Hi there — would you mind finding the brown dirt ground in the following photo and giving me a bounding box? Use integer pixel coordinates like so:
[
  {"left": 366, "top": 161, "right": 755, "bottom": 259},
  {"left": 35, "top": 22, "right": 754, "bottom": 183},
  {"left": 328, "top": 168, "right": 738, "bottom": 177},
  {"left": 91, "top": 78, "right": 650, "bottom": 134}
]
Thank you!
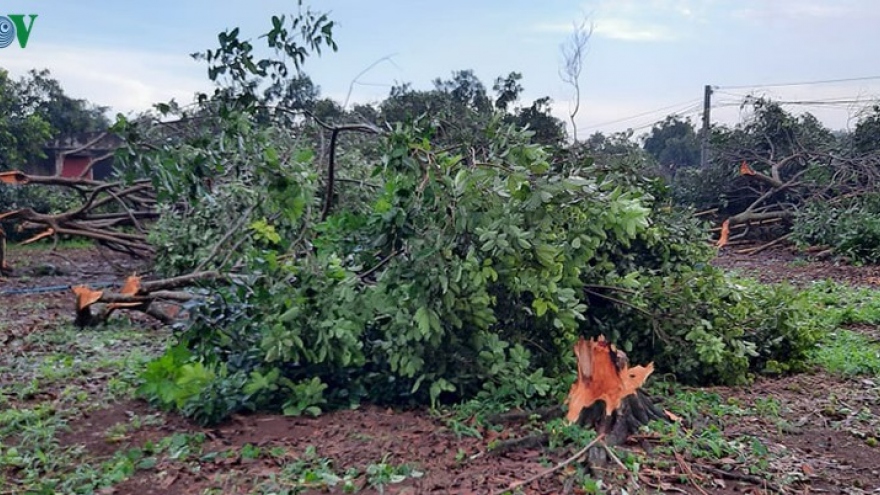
[
  {"left": 2, "top": 245, "right": 879, "bottom": 494},
  {"left": 711, "top": 245, "right": 880, "bottom": 287}
]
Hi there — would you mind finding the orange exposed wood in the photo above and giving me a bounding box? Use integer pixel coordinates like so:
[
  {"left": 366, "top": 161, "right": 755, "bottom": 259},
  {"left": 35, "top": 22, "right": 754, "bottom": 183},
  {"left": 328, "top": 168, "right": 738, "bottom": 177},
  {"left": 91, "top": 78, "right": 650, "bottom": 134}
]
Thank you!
[
  {"left": 0, "top": 171, "right": 28, "bottom": 184},
  {"left": 106, "top": 275, "right": 146, "bottom": 310},
  {"left": 72, "top": 285, "right": 103, "bottom": 310},
  {"left": 716, "top": 219, "right": 730, "bottom": 248},
  {"left": 739, "top": 161, "right": 756, "bottom": 176},
  {"left": 0, "top": 210, "right": 23, "bottom": 221},
  {"left": 566, "top": 336, "right": 654, "bottom": 423},
  {"left": 20, "top": 228, "right": 56, "bottom": 245},
  {"left": 119, "top": 274, "right": 142, "bottom": 295}
]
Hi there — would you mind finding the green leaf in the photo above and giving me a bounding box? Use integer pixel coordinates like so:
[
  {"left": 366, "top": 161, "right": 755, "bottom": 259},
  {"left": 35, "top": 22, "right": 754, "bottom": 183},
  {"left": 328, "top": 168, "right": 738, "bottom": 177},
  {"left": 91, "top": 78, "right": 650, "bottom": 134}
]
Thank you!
[{"left": 415, "top": 307, "right": 431, "bottom": 337}]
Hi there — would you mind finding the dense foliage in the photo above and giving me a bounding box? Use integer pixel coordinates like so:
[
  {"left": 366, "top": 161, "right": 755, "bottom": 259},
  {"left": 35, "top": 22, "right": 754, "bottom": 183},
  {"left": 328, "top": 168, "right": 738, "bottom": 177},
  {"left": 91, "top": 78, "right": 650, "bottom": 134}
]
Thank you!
[
  {"left": 0, "top": 68, "right": 109, "bottom": 171},
  {"left": 792, "top": 193, "right": 880, "bottom": 264},
  {"left": 111, "top": 7, "right": 827, "bottom": 426}
]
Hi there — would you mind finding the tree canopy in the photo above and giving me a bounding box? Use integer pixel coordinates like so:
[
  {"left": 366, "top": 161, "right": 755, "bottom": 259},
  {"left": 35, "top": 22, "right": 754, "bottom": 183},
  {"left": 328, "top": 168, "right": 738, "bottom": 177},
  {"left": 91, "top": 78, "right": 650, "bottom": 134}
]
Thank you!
[{"left": 0, "top": 68, "right": 110, "bottom": 170}]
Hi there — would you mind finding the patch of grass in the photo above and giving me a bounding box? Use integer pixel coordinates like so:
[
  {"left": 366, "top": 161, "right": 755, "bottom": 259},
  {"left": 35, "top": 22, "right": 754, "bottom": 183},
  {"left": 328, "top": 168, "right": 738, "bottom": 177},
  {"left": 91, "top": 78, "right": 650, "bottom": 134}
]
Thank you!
[
  {"left": 812, "top": 329, "right": 880, "bottom": 376},
  {"left": 800, "top": 280, "right": 880, "bottom": 327},
  {"left": 774, "top": 281, "right": 880, "bottom": 375},
  {"left": 649, "top": 383, "right": 748, "bottom": 424},
  {"left": 365, "top": 454, "right": 424, "bottom": 492},
  {"left": 248, "top": 445, "right": 360, "bottom": 494},
  {"left": 649, "top": 420, "right": 773, "bottom": 476},
  {"left": 0, "top": 316, "right": 173, "bottom": 494},
  {"left": 104, "top": 413, "right": 166, "bottom": 443}
]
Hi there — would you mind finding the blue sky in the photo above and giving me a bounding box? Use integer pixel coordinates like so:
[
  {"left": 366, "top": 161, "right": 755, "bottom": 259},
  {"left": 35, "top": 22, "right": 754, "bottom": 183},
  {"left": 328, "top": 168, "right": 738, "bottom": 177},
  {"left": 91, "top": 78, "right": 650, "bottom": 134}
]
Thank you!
[{"left": 2, "top": 0, "right": 880, "bottom": 138}]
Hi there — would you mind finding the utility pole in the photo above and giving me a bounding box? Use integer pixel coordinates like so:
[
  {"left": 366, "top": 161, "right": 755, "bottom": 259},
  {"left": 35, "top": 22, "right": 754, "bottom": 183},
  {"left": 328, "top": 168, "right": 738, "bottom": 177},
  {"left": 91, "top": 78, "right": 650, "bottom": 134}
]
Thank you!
[{"left": 700, "top": 84, "right": 713, "bottom": 168}]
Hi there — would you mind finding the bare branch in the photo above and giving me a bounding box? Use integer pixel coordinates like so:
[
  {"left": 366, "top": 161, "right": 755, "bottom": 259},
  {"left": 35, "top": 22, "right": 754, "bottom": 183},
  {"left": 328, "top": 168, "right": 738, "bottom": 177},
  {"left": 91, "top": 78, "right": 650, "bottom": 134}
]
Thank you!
[{"left": 559, "top": 16, "right": 593, "bottom": 142}]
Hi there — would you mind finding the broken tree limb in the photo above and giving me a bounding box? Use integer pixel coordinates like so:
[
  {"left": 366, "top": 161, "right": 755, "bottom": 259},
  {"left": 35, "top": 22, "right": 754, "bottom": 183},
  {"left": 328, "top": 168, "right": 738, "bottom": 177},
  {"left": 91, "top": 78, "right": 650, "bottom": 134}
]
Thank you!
[
  {"left": 141, "top": 271, "right": 225, "bottom": 291},
  {"left": 269, "top": 106, "right": 383, "bottom": 223},
  {"left": 73, "top": 271, "right": 223, "bottom": 327},
  {"left": 734, "top": 233, "right": 793, "bottom": 255}
]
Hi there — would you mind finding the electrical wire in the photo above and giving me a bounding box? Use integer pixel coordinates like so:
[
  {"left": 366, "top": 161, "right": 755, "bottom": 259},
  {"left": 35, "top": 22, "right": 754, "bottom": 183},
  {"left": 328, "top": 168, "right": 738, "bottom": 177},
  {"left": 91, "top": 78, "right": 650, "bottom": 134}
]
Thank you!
[
  {"left": 625, "top": 105, "right": 704, "bottom": 133},
  {"left": 717, "top": 75, "right": 880, "bottom": 90},
  {"left": 582, "top": 77, "right": 880, "bottom": 135},
  {"left": 580, "top": 98, "right": 701, "bottom": 131}
]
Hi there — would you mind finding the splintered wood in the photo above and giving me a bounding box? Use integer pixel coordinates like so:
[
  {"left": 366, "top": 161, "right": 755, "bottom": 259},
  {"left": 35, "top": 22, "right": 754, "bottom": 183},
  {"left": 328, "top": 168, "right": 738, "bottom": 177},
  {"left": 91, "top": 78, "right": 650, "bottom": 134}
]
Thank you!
[
  {"left": 71, "top": 271, "right": 223, "bottom": 327},
  {"left": 566, "top": 335, "right": 654, "bottom": 423}
]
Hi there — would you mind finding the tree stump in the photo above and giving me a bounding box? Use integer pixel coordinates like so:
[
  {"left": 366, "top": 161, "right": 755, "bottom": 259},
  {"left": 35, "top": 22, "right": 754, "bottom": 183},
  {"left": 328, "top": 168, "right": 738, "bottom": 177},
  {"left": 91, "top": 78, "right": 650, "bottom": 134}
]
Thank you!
[
  {"left": 0, "top": 225, "right": 11, "bottom": 276},
  {"left": 567, "top": 336, "right": 668, "bottom": 465}
]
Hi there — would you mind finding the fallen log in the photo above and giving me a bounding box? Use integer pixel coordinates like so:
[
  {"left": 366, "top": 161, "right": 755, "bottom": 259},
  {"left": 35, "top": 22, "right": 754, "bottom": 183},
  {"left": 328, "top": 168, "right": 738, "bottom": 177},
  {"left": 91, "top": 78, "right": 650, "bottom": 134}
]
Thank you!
[{"left": 73, "top": 271, "right": 224, "bottom": 327}]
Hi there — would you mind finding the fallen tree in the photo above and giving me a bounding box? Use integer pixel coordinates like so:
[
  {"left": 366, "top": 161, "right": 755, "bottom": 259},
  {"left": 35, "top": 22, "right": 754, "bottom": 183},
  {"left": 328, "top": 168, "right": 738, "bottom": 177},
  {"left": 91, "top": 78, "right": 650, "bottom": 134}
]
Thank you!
[
  {"left": 713, "top": 152, "right": 880, "bottom": 254},
  {"left": 72, "top": 271, "right": 224, "bottom": 327},
  {"left": 0, "top": 170, "right": 158, "bottom": 268}
]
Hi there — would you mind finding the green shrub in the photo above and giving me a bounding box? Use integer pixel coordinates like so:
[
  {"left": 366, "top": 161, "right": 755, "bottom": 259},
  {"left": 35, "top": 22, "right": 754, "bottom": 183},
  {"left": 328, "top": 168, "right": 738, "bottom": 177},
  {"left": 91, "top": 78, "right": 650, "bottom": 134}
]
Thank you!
[{"left": 792, "top": 193, "right": 880, "bottom": 264}]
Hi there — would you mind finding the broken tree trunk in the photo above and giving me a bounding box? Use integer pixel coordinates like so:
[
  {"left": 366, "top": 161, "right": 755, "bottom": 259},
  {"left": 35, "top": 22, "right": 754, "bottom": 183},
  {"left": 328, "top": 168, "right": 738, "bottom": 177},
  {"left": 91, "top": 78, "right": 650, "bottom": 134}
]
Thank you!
[
  {"left": 73, "top": 271, "right": 224, "bottom": 327},
  {"left": 496, "top": 336, "right": 675, "bottom": 493},
  {"left": 566, "top": 336, "right": 668, "bottom": 464},
  {"left": 0, "top": 226, "right": 9, "bottom": 276}
]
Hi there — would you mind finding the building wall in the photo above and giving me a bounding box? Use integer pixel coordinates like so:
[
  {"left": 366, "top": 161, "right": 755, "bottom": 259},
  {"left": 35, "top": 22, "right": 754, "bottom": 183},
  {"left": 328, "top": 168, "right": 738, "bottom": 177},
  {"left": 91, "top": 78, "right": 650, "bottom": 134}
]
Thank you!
[
  {"left": 60, "top": 156, "right": 92, "bottom": 179},
  {"left": 58, "top": 156, "right": 115, "bottom": 180}
]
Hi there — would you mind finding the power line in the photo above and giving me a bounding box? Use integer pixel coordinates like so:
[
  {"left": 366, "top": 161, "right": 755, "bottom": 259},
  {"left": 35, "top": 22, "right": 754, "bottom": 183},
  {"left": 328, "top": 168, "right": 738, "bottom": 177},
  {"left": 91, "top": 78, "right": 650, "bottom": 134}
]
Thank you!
[
  {"left": 776, "top": 99, "right": 872, "bottom": 106},
  {"left": 581, "top": 98, "right": 701, "bottom": 131},
  {"left": 717, "top": 75, "right": 880, "bottom": 90},
  {"left": 628, "top": 106, "right": 704, "bottom": 134},
  {"left": 715, "top": 89, "right": 878, "bottom": 103},
  {"left": 582, "top": 83, "right": 880, "bottom": 135}
]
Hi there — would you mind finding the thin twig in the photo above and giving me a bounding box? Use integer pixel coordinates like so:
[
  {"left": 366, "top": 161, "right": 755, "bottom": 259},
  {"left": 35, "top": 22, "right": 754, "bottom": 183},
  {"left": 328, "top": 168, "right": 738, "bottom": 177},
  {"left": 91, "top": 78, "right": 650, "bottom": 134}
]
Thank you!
[
  {"left": 675, "top": 452, "right": 710, "bottom": 495},
  {"left": 496, "top": 434, "right": 605, "bottom": 495},
  {"left": 584, "top": 288, "right": 654, "bottom": 319},
  {"left": 194, "top": 204, "right": 256, "bottom": 273},
  {"left": 357, "top": 250, "right": 400, "bottom": 281},
  {"left": 602, "top": 442, "right": 640, "bottom": 490}
]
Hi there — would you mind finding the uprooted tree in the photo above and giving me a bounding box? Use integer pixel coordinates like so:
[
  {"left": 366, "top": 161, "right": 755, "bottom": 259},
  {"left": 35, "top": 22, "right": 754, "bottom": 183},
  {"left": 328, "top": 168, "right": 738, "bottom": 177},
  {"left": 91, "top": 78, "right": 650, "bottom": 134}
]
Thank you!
[{"left": 0, "top": 170, "right": 157, "bottom": 259}]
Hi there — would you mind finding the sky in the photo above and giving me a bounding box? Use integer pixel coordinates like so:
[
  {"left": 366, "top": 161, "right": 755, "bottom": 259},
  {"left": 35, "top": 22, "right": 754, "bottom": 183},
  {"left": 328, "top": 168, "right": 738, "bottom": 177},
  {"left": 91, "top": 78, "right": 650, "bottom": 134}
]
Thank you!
[{"left": 2, "top": 0, "right": 880, "bottom": 139}]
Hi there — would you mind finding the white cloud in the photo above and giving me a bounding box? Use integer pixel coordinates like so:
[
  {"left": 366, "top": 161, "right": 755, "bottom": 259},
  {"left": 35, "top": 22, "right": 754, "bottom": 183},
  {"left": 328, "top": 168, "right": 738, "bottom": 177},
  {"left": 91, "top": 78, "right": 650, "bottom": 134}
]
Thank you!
[
  {"left": 532, "top": 18, "right": 677, "bottom": 42},
  {"left": 532, "top": 0, "right": 699, "bottom": 42},
  {"left": 593, "top": 18, "right": 677, "bottom": 41},
  {"left": 732, "top": 0, "right": 880, "bottom": 23},
  {"left": 1, "top": 42, "right": 210, "bottom": 115}
]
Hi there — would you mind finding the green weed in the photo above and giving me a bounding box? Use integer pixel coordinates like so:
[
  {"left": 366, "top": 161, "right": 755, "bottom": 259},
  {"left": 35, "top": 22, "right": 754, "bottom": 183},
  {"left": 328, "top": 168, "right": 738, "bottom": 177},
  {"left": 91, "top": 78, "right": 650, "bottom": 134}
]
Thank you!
[{"left": 812, "top": 330, "right": 880, "bottom": 376}]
